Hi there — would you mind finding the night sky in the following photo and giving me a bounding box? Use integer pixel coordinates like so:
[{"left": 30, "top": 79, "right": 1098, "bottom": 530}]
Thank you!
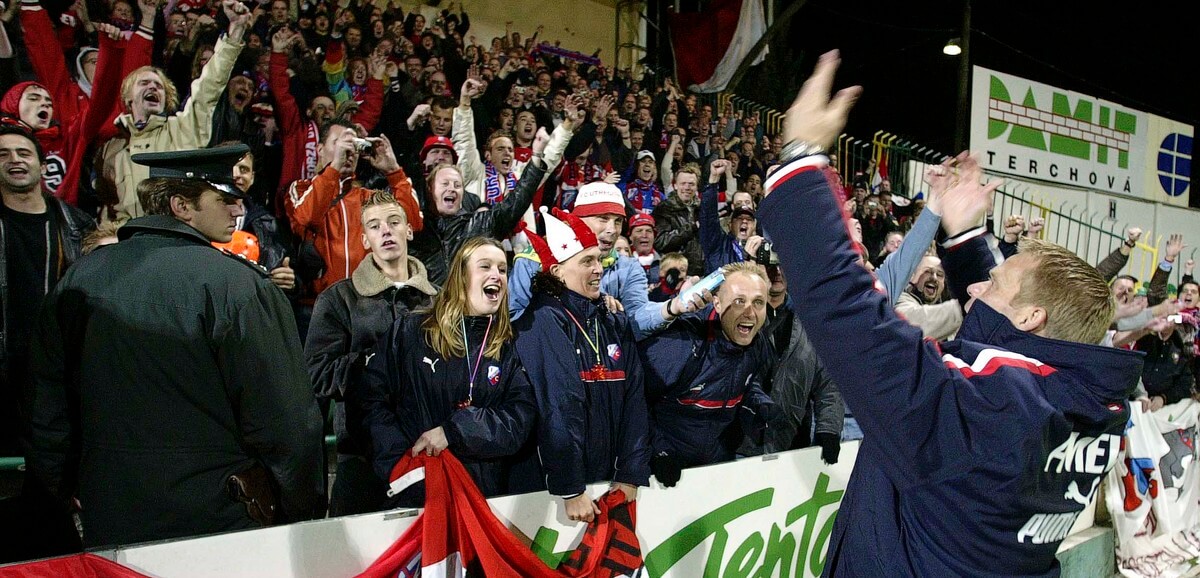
[{"left": 741, "top": 0, "right": 1196, "bottom": 158}]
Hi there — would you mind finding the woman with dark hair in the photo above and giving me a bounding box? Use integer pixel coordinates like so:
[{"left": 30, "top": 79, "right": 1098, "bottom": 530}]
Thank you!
[
  {"left": 510, "top": 208, "right": 650, "bottom": 523},
  {"left": 352, "top": 237, "right": 535, "bottom": 506}
]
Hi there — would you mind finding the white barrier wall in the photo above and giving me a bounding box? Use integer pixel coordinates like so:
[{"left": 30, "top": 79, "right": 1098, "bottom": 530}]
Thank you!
[{"left": 94, "top": 442, "right": 1096, "bottom": 578}]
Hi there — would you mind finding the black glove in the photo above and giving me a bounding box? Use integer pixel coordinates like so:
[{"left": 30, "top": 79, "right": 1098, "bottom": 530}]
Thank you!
[
  {"left": 651, "top": 451, "right": 683, "bottom": 488},
  {"left": 814, "top": 432, "right": 841, "bottom": 465}
]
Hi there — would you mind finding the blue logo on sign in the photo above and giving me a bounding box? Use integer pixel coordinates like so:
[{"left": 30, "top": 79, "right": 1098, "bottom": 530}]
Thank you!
[{"left": 1157, "top": 133, "right": 1192, "bottom": 197}]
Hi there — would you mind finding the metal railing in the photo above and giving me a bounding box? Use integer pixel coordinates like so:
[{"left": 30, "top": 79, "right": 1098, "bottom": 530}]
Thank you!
[{"left": 695, "top": 91, "right": 1179, "bottom": 289}]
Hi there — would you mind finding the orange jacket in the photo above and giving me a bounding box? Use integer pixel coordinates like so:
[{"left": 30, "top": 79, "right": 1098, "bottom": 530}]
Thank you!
[{"left": 285, "top": 166, "right": 423, "bottom": 295}]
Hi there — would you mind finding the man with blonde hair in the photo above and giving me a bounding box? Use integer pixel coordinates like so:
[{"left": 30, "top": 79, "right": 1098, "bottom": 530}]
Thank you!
[
  {"left": 306, "top": 189, "right": 437, "bottom": 516},
  {"left": 638, "top": 261, "right": 776, "bottom": 487},
  {"left": 759, "top": 51, "right": 1141, "bottom": 576},
  {"left": 97, "top": 0, "right": 252, "bottom": 223}
]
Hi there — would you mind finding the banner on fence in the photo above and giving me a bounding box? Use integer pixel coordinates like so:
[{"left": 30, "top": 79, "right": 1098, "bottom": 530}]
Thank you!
[
  {"left": 84, "top": 439, "right": 1097, "bottom": 577},
  {"left": 970, "top": 66, "right": 1194, "bottom": 207},
  {"left": 1105, "top": 399, "right": 1200, "bottom": 577}
]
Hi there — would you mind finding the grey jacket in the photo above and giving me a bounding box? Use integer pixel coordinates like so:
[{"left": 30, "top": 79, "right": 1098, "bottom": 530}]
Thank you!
[{"left": 762, "top": 306, "right": 845, "bottom": 452}]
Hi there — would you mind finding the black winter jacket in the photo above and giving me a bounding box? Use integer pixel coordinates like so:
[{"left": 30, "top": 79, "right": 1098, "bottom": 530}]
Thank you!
[
  {"left": 652, "top": 192, "right": 703, "bottom": 277},
  {"left": 351, "top": 312, "right": 536, "bottom": 506},
  {"left": 306, "top": 255, "right": 438, "bottom": 457},
  {"left": 410, "top": 157, "right": 547, "bottom": 285},
  {"left": 762, "top": 301, "right": 845, "bottom": 451},
  {"left": 25, "top": 216, "right": 323, "bottom": 547},
  {"left": 0, "top": 194, "right": 94, "bottom": 368}
]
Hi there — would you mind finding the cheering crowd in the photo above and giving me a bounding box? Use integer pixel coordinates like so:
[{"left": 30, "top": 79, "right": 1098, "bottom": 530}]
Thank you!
[{"left": 0, "top": 0, "right": 1197, "bottom": 572}]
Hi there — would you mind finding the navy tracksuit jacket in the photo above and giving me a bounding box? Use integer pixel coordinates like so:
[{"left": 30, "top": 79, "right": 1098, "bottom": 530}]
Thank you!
[
  {"left": 511, "top": 287, "right": 652, "bottom": 497},
  {"left": 759, "top": 159, "right": 1142, "bottom": 577},
  {"left": 639, "top": 307, "right": 774, "bottom": 466}
]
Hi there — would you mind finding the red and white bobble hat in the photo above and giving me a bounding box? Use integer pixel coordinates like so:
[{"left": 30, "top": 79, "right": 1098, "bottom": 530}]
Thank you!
[{"left": 522, "top": 207, "right": 599, "bottom": 271}]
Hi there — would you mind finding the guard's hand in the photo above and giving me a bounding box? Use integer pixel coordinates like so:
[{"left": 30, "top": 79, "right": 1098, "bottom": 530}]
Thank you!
[{"left": 603, "top": 294, "right": 624, "bottom": 313}]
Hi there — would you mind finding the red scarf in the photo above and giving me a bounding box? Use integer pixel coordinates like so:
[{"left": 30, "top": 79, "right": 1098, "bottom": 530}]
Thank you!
[
  {"left": 357, "top": 451, "right": 641, "bottom": 578},
  {"left": 302, "top": 120, "right": 320, "bottom": 180}
]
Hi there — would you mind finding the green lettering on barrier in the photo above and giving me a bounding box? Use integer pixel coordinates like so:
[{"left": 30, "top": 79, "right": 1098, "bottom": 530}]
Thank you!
[
  {"left": 725, "top": 531, "right": 764, "bottom": 578},
  {"left": 1049, "top": 94, "right": 1091, "bottom": 160},
  {"left": 755, "top": 524, "right": 795, "bottom": 578},
  {"left": 530, "top": 526, "right": 568, "bottom": 569},
  {"left": 643, "top": 488, "right": 774, "bottom": 577},
  {"left": 809, "top": 506, "right": 839, "bottom": 576},
  {"left": 785, "top": 474, "right": 843, "bottom": 577}
]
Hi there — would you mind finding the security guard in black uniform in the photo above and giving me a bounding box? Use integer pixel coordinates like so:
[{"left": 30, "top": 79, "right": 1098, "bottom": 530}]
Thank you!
[{"left": 23, "top": 144, "right": 324, "bottom": 548}]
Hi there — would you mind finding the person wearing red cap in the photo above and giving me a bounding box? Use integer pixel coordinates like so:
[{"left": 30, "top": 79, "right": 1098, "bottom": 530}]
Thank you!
[
  {"left": 420, "top": 135, "right": 457, "bottom": 175},
  {"left": 627, "top": 212, "right": 660, "bottom": 285},
  {"left": 510, "top": 207, "right": 649, "bottom": 523},
  {"left": 3, "top": 1, "right": 153, "bottom": 203}
]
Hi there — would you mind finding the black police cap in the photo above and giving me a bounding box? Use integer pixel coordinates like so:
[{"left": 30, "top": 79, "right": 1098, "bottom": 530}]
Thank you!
[{"left": 131, "top": 143, "right": 250, "bottom": 198}]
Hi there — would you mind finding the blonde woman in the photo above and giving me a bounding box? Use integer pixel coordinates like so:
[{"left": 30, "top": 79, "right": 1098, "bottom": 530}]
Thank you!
[{"left": 351, "top": 237, "right": 535, "bottom": 507}]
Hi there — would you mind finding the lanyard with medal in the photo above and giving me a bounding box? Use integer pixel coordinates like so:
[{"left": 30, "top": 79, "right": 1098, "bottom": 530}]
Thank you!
[
  {"left": 456, "top": 315, "right": 492, "bottom": 409},
  {"left": 561, "top": 306, "right": 609, "bottom": 381}
]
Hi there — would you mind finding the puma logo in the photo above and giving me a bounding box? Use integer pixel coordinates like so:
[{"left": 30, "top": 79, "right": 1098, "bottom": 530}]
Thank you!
[
  {"left": 423, "top": 357, "right": 439, "bottom": 373},
  {"left": 1064, "top": 478, "right": 1099, "bottom": 506}
]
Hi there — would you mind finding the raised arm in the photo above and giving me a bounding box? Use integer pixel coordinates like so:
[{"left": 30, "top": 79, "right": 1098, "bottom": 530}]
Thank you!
[
  {"left": 452, "top": 79, "right": 486, "bottom": 199},
  {"left": 481, "top": 129, "right": 549, "bottom": 238},
  {"left": 698, "top": 160, "right": 728, "bottom": 266},
  {"left": 1148, "top": 233, "right": 1185, "bottom": 306},
  {"left": 352, "top": 52, "right": 388, "bottom": 133},
  {"left": 759, "top": 51, "right": 1007, "bottom": 488},
  {"left": 170, "top": 0, "right": 249, "bottom": 145},
  {"left": 1094, "top": 227, "right": 1141, "bottom": 281},
  {"left": 18, "top": 0, "right": 82, "bottom": 121}
]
